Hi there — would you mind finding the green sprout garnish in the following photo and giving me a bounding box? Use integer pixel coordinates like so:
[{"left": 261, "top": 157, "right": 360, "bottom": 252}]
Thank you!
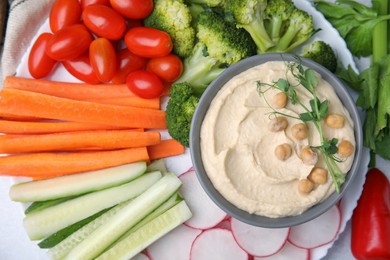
[{"left": 256, "top": 59, "right": 345, "bottom": 193}]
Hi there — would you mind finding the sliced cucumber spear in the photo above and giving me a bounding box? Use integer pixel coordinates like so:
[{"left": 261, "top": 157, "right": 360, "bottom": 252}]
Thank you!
[
  {"left": 48, "top": 200, "right": 131, "bottom": 260},
  {"left": 10, "top": 162, "right": 147, "bottom": 202},
  {"left": 24, "top": 171, "right": 162, "bottom": 240},
  {"left": 97, "top": 201, "right": 192, "bottom": 260},
  {"left": 64, "top": 173, "right": 182, "bottom": 260},
  {"left": 38, "top": 207, "right": 112, "bottom": 249}
]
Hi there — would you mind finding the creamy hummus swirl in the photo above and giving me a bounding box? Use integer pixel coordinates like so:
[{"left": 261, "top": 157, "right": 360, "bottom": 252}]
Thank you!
[{"left": 200, "top": 61, "right": 355, "bottom": 218}]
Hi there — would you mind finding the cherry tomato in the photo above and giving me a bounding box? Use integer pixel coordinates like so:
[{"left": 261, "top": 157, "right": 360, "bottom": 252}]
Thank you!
[
  {"left": 46, "top": 24, "right": 93, "bottom": 61},
  {"left": 49, "top": 0, "right": 81, "bottom": 32},
  {"left": 126, "top": 70, "right": 165, "bottom": 99},
  {"left": 80, "top": 0, "right": 111, "bottom": 10},
  {"left": 63, "top": 52, "right": 101, "bottom": 84},
  {"left": 112, "top": 48, "right": 148, "bottom": 84},
  {"left": 82, "top": 5, "right": 126, "bottom": 40},
  {"left": 89, "top": 38, "right": 117, "bottom": 83},
  {"left": 125, "top": 27, "right": 173, "bottom": 58},
  {"left": 146, "top": 54, "right": 183, "bottom": 82},
  {"left": 110, "top": 0, "right": 153, "bottom": 19},
  {"left": 28, "top": 33, "right": 58, "bottom": 79}
]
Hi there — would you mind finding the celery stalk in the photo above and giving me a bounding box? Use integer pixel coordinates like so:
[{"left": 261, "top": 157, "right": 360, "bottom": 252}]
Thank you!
[{"left": 373, "top": 0, "right": 389, "bottom": 63}]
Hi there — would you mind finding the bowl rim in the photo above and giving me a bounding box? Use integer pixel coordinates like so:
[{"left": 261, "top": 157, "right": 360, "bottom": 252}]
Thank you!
[{"left": 189, "top": 53, "right": 363, "bottom": 228}]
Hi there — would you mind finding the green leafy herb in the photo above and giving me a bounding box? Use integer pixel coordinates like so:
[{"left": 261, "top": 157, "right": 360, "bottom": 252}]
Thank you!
[
  {"left": 257, "top": 60, "right": 346, "bottom": 193},
  {"left": 314, "top": 0, "right": 390, "bottom": 57}
]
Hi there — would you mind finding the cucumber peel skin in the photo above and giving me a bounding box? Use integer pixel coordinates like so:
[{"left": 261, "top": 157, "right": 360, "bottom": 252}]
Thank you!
[
  {"left": 24, "top": 171, "right": 162, "bottom": 241},
  {"left": 47, "top": 201, "right": 131, "bottom": 260},
  {"left": 64, "top": 173, "right": 182, "bottom": 260},
  {"left": 38, "top": 207, "right": 112, "bottom": 249},
  {"left": 25, "top": 196, "right": 76, "bottom": 215},
  {"left": 10, "top": 162, "right": 147, "bottom": 202},
  {"left": 96, "top": 201, "right": 192, "bottom": 260}
]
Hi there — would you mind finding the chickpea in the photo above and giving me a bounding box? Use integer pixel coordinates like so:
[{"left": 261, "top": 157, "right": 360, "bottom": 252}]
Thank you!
[
  {"left": 298, "top": 179, "right": 314, "bottom": 194},
  {"left": 272, "top": 92, "right": 288, "bottom": 108},
  {"left": 268, "top": 116, "right": 288, "bottom": 132},
  {"left": 291, "top": 123, "right": 308, "bottom": 140},
  {"left": 274, "top": 143, "right": 292, "bottom": 161},
  {"left": 325, "top": 114, "right": 345, "bottom": 129},
  {"left": 338, "top": 140, "right": 354, "bottom": 157},
  {"left": 300, "top": 147, "right": 318, "bottom": 165},
  {"left": 308, "top": 167, "right": 328, "bottom": 184}
]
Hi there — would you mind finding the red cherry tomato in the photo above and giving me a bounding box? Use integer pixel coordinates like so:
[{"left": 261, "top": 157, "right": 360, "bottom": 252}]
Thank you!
[
  {"left": 28, "top": 33, "right": 58, "bottom": 79},
  {"left": 46, "top": 24, "right": 93, "bottom": 61},
  {"left": 89, "top": 38, "right": 117, "bottom": 83},
  {"left": 112, "top": 48, "right": 148, "bottom": 84},
  {"left": 146, "top": 54, "right": 183, "bottom": 82},
  {"left": 49, "top": 0, "right": 81, "bottom": 32},
  {"left": 126, "top": 70, "right": 165, "bottom": 99},
  {"left": 82, "top": 5, "right": 126, "bottom": 40},
  {"left": 80, "top": 0, "right": 111, "bottom": 10},
  {"left": 125, "top": 27, "right": 173, "bottom": 58},
  {"left": 110, "top": 0, "right": 153, "bottom": 19},
  {"left": 63, "top": 52, "right": 101, "bottom": 84}
]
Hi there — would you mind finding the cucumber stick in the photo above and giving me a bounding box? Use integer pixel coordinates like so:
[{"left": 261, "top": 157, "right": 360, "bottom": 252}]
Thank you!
[
  {"left": 113, "top": 192, "right": 183, "bottom": 246},
  {"left": 48, "top": 201, "right": 131, "bottom": 260},
  {"left": 38, "top": 207, "right": 112, "bottom": 248},
  {"left": 64, "top": 173, "right": 182, "bottom": 260},
  {"left": 97, "top": 201, "right": 192, "bottom": 260},
  {"left": 24, "top": 171, "right": 162, "bottom": 240},
  {"left": 25, "top": 196, "right": 75, "bottom": 215},
  {"left": 10, "top": 162, "right": 147, "bottom": 202}
]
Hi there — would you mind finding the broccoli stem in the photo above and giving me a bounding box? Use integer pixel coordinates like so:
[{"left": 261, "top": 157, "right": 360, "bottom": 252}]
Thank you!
[
  {"left": 372, "top": 0, "right": 389, "bottom": 63},
  {"left": 243, "top": 18, "right": 274, "bottom": 53},
  {"left": 176, "top": 44, "right": 221, "bottom": 88},
  {"left": 274, "top": 24, "right": 298, "bottom": 52},
  {"left": 270, "top": 17, "right": 283, "bottom": 41}
]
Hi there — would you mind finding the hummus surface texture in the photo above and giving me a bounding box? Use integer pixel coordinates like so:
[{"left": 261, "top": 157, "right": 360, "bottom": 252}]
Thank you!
[{"left": 200, "top": 61, "right": 355, "bottom": 218}]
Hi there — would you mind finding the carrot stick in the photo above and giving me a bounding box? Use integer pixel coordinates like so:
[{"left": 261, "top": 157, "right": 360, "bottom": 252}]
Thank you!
[
  {"left": 86, "top": 96, "right": 160, "bottom": 109},
  {"left": 0, "top": 130, "right": 160, "bottom": 153},
  {"left": 0, "top": 112, "right": 45, "bottom": 121},
  {"left": 4, "top": 76, "right": 133, "bottom": 100},
  {"left": 0, "top": 89, "right": 167, "bottom": 129},
  {"left": 0, "top": 148, "right": 149, "bottom": 178},
  {"left": 147, "top": 139, "right": 185, "bottom": 160},
  {"left": 0, "top": 120, "right": 138, "bottom": 134}
]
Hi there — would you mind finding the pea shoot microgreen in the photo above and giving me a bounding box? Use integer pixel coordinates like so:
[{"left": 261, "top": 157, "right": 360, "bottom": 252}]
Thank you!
[{"left": 256, "top": 59, "right": 345, "bottom": 193}]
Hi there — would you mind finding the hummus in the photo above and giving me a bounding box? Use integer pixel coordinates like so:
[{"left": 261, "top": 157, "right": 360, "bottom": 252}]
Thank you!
[{"left": 200, "top": 61, "right": 355, "bottom": 218}]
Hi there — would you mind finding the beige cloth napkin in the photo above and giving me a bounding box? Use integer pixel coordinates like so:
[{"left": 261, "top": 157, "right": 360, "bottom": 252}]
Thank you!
[{"left": 0, "top": 0, "right": 53, "bottom": 87}]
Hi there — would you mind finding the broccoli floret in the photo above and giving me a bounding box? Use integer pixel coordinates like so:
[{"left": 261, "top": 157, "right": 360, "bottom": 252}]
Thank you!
[
  {"left": 301, "top": 41, "right": 338, "bottom": 73},
  {"left": 271, "top": 8, "right": 316, "bottom": 52},
  {"left": 225, "top": 0, "right": 274, "bottom": 53},
  {"left": 144, "top": 0, "right": 195, "bottom": 58},
  {"left": 176, "top": 10, "right": 257, "bottom": 88},
  {"left": 186, "top": 0, "right": 226, "bottom": 7},
  {"left": 166, "top": 83, "right": 200, "bottom": 147},
  {"left": 264, "top": 0, "right": 295, "bottom": 42}
]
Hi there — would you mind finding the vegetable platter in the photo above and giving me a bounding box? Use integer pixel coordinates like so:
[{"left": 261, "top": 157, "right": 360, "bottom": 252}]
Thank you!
[{"left": 0, "top": 0, "right": 389, "bottom": 260}]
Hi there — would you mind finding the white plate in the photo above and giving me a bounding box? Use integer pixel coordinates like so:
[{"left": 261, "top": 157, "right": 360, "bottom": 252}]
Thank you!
[{"left": 11, "top": 1, "right": 384, "bottom": 260}]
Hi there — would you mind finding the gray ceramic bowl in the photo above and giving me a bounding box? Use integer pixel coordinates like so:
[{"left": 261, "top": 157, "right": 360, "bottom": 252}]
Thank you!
[{"left": 190, "top": 53, "right": 363, "bottom": 228}]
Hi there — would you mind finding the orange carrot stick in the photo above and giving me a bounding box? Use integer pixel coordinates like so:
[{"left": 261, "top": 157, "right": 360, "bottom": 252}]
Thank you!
[
  {"left": 87, "top": 96, "right": 160, "bottom": 109},
  {"left": 0, "top": 120, "right": 136, "bottom": 134},
  {"left": 0, "top": 130, "right": 160, "bottom": 153},
  {"left": 0, "top": 147, "right": 149, "bottom": 178},
  {"left": 0, "top": 112, "right": 46, "bottom": 121},
  {"left": 0, "top": 89, "right": 166, "bottom": 129},
  {"left": 4, "top": 76, "right": 133, "bottom": 100},
  {"left": 147, "top": 139, "right": 185, "bottom": 160}
]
